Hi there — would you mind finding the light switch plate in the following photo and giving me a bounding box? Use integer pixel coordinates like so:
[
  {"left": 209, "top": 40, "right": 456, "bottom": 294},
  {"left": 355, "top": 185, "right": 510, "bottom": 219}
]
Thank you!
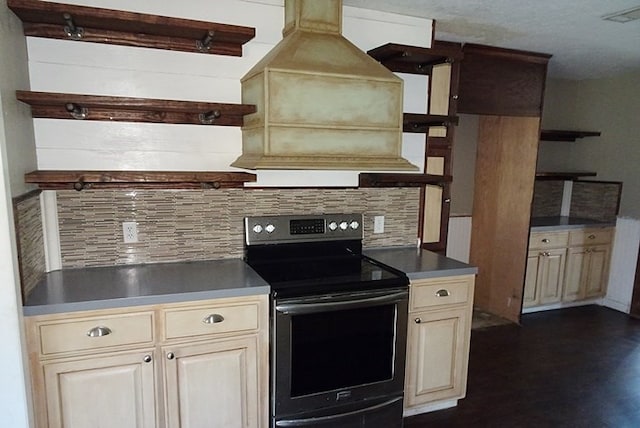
[{"left": 373, "top": 216, "right": 385, "bottom": 234}]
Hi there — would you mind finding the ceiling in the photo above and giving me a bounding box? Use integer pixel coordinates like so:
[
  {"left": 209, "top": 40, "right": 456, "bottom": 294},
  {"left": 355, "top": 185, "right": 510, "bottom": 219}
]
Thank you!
[{"left": 344, "top": 0, "right": 640, "bottom": 80}]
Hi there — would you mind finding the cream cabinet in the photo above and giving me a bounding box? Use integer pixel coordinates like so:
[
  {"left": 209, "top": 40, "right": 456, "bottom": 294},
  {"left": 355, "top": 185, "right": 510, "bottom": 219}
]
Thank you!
[
  {"left": 25, "top": 295, "right": 269, "bottom": 428},
  {"left": 404, "top": 275, "right": 475, "bottom": 416},
  {"left": 564, "top": 228, "right": 613, "bottom": 301},
  {"left": 523, "top": 231, "right": 568, "bottom": 308},
  {"left": 524, "top": 227, "right": 613, "bottom": 309}
]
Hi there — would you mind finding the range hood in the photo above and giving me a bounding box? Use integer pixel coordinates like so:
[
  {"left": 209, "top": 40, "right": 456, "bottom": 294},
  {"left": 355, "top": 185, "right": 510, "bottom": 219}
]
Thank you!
[{"left": 231, "top": 0, "right": 417, "bottom": 171}]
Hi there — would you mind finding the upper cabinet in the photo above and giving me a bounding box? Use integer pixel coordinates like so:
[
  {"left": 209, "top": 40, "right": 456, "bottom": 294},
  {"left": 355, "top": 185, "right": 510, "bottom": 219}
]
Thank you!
[
  {"left": 458, "top": 44, "right": 552, "bottom": 116},
  {"left": 7, "top": 0, "right": 255, "bottom": 56}
]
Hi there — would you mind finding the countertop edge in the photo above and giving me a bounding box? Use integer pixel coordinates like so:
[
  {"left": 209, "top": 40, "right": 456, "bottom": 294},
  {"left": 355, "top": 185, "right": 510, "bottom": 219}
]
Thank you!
[{"left": 23, "top": 285, "right": 271, "bottom": 317}]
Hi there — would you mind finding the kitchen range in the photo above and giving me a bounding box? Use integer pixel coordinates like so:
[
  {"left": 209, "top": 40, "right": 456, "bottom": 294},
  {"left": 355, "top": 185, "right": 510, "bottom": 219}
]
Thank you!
[{"left": 244, "top": 214, "right": 409, "bottom": 428}]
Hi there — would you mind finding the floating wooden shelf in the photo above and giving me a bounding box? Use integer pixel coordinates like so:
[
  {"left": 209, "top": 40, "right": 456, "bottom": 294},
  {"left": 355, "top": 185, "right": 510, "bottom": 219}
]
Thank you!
[
  {"left": 540, "top": 130, "right": 601, "bottom": 142},
  {"left": 25, "top": 170, "right": 257, "bottom": 190},
  {"left": 368, "top": 41, "right": 464, "bottom": 75},
  {"left": 403, "top": 113, "right": 459, "bottom": 133},
  {"left": 359, "top": 173, "right": 452, "bottom": 188},
  {"left": 535, "top": 171, "right": 597, "bottom": 181},
  {"left": 7, "top": 0, "right": 255, "bottom": 56},
  {"left": 16, "top": 91, "right": 256, "bottom": 126}
]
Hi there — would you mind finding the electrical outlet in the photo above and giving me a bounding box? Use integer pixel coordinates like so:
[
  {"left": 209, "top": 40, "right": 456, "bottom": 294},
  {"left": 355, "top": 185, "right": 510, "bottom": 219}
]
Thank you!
[
  {"left": 122, "top": 221, "right": 138, "bottom": 243},
  {"left": 373, "top": 216, "right": 385, "bottom": 234}
]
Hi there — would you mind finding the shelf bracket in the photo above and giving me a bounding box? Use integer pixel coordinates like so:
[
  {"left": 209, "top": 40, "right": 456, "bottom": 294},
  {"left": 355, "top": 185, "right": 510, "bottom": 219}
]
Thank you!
[
  {"left": 65, "top": 102, "right": 88, "bottom": 120},
  {"left": 196, "top": 30, "right": 216, "bottom": 52},
  {"left": 199, "top": 109, "right": 221, "bottom": 125},
  {"left": 62, "top": 12, "right": 84, "bottom": 40}
]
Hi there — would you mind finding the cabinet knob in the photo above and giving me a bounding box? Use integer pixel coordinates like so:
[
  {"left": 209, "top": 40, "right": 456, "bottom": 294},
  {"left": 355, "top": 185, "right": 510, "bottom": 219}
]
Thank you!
[
  {"left": 167, "top": 352, "right": 175, "bottom": 360},
  {"left": 541, "top": 238, "right": 550, "bottom": 243},
  {"left": 414, "top": 318, "right": 422, "bottom": 324},
  {"left": 87, "top": 326, "right": 112, "bottom": 337},
  {"left": 452, "top": 94, "right": 459, "bottom": 100},
  {"left": 143, "top": 355, "right": 152, "bottom": 363},
  {"left": 203, "top": 314, "right": 225, "bottom": 324},
  {"left": 588, "top": 234, "right": 596, "bottom": 240},
  {"left": 435, "top": 289, "right": 450, "bottom": 297},
  {"left": 444, "top": 198, "right": 451, "bottom": 203}
]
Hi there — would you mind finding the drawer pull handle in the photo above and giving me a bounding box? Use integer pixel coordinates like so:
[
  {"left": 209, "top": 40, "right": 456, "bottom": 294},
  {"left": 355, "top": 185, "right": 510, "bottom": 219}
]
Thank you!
[
  {"left": 541, "top": 238, "right": 550, "bottom": 243},
  {"left": 414, "top": 318, "right": 422, "bottom": 324},
  {"left": 589, "top": 234, "right": 596, "bottom": 239},
  {"left": 435, "top": 289, "right": 450, "bottom": 297},
  {"left": 203, "top": 314, "right": 225, "bottom": 324},
  {"left": 143, "top": 355, "right": 152, "bottom": 363},
  {"left": 87, "top": 326, "right": 112, "bottom": 337}
]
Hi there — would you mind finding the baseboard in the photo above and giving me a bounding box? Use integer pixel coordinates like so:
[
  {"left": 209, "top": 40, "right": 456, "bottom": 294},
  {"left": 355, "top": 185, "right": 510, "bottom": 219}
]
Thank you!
[
  {"left": 601, "top": 297, "right": 630, "bottom": 314},
  {"left": 522, "top": 298, "right": 603, "bottom": 314},
  {"left": 403, "top": 399, "right": 458, "bottom": 417}
]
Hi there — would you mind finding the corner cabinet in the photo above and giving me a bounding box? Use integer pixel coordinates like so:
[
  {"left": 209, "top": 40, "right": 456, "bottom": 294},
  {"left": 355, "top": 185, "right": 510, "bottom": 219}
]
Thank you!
[
  {"left": 25, "top": 295, "right": 269, "bottom": 428},
  {"left": 404, "top": 274, "right": 475, "bottom": 416}
]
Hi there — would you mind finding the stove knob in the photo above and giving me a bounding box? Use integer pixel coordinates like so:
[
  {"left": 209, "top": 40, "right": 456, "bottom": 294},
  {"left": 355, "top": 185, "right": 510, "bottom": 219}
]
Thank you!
[
  {"left": 265, "top": 224, "right": 276, "bottom": 234},
  {"left": 252, "top": 224, "right": 263, "bottom": 234},
  {"left": 339, "top": 221, "right": 348, "bottom": 231},
  {"left": 350, "top": 221, "right": 360, "bottom": 230},
  {"left": 328, "top": 221, "right": 338, "bottom": 231}
]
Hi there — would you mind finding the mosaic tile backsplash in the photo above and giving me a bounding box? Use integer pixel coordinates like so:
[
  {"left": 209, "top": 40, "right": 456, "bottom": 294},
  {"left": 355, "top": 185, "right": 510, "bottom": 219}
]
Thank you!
[
  {"left": 531, "top": 181, "right": 564, "bottom": 217},
  {"left": 57, "top": 188, "right": 420, "bottom": 268},
  {"left": 570, "top": 181, "right": 621, "bottom": 222},
  {"left": 14, "top": 192, "right": 46, "bottom": 298}
]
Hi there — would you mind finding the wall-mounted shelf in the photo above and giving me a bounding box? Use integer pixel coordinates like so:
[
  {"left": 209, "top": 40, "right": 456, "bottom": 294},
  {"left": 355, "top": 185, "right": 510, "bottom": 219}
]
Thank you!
[
  {"left": 359, "top": 173, "right": 452, "bottom": 188},
  {"left": 25, "top": 170, "right": 257, "bottom": 190},
  {"left": 16, "top": 91, "right": 256, "bottom": 126},
  {"left": 540, "top": 130, "right": 601, "bottom": 142},
  {"left": 368, "top": 41, "right": 464, "bottom": 75},
  {"left": 535, "top": 171, "right": 597, "bottom": 181},
  {"left": 403, "top": 113, "right": 459, "bottom": 133},
  {"left": 7, "top": 0, "right": 255, "bottom": 56}
]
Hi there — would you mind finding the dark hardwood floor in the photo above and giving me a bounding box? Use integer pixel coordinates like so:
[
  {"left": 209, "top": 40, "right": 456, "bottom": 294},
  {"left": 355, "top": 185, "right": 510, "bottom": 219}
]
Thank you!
[{"left": 404, "top": 305, "right": 640, "bottom": 428}]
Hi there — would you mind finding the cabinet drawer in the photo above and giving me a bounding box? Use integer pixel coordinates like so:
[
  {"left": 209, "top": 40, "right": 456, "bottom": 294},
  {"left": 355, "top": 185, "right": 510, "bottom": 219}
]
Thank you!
[
  {"left": 529, "top": 231, "right": 569, "bottom": 250},
  {"left": 164, "top": 303, "right": 259, "bottom": 340},
  {"left": 38, "top": 312, "right": 154, "bottom": 356},
  {"left": 569, "top": 228, "right": 613, "bottom": 246},
  {"left": 410, "top": 277, "right": 473, "bottom": 311}
]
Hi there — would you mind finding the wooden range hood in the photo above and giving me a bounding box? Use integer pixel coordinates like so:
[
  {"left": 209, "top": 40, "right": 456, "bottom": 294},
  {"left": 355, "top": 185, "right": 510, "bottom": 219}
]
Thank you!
[{"left": 232, "top": 0, "right": 417, "bottom": 171}]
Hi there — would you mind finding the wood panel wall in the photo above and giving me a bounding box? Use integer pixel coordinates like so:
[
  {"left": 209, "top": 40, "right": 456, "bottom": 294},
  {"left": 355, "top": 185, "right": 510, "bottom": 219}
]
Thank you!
[{"left": 469, "top": 115, "right": 540, "bottom": 322}]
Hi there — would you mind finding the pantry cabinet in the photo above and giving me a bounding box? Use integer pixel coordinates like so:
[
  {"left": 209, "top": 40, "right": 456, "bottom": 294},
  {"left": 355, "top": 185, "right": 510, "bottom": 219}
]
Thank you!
[
  {"left": 25, "top": 294, "right": 269, "bottom": 428},
  {"left": 404, "top": 274, "right": 474, "bottom": 415}
]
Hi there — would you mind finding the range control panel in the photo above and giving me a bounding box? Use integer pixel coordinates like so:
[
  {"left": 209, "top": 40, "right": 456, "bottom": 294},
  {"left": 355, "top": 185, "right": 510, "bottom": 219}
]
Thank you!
[{"left": 245, "top": 214, "right": 363, "bottom": 245}]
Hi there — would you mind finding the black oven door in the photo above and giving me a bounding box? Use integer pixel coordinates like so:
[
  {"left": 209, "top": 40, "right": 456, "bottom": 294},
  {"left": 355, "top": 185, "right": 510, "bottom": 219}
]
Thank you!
[{"left": 272, "top": 287, "right": 408, "bottom": 426}]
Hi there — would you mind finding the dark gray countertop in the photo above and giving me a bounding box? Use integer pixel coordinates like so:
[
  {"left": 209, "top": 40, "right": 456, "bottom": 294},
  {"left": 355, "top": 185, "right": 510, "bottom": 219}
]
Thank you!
[
  {"left": 530, "top": 216, "right": 615, "bottom": 231},
  {"left": 24, "top": 259, "right": 270, "bottom": 316},
  {"left": 364, "top": 247, "right": 477, "bottom": 280}
]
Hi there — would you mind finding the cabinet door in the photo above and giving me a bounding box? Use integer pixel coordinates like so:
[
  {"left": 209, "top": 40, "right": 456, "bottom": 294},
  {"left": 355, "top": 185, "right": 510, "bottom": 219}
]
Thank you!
[
  {"left": 563, "top": 247, "right": 588, "bottom": 301},
  {"left": 584, "top": 245, "right": 611, "bottom": 298},
  {"left": 538, "top": 248, "right": 566, "bottom": 304},
  {"left": 405, "top": 307, "right": 469, "bottom": 406},
  {"left": 43, "top": 350, "right": 157, "bottom": 428},
  {"left": 523, "top": 250, "right": 541, "bottom": 307},
  {"left": 163, "top": 336, "right": 260, "bottom": 428}
]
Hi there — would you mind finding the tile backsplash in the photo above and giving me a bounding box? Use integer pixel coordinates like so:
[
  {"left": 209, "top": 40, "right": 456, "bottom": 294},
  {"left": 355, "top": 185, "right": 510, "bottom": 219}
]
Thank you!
[
  {"left": 13, "top": 191, "right": 46, "bottom": 298},
  {"left": 57, "top": 188, "right": 420, "bottom": 268}
]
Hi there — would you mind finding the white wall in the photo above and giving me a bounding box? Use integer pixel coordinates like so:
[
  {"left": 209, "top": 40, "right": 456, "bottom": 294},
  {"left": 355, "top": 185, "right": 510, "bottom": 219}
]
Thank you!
[
  {"left": 0, "top": 0, "right": 36, "bottom": 424},
  {"left": 29, "top": 0, "right": 433, "bottom": 187}
]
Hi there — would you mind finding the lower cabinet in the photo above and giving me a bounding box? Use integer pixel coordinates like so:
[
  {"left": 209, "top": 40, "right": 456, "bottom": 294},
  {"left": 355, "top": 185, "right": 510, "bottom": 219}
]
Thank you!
[
  {"left": 404, "top": 275, "right": 475, "bottom": 415},
  {"left": 523, "top": 248, "right": 567, "bottom": 307},
  {"left": 564, "top": 244, "right": 611, "bottom": 301},
  {"left": 25, "top": 295, "right": 269, "bottom": 428},
  {"left": 524, "top": 227, "right": 613, "bottom": 310},
  {"left": 42, "top": 350, "right": 157, "bottom": 428},
  {"left": 163, "top": 337, "right": 260, "bottom": 428}
]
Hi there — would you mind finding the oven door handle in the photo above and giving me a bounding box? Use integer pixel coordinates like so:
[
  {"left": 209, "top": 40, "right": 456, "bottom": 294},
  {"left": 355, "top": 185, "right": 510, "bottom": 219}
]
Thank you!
[
  {"left": 275, "top": 290, "right": 408, "bottom": 315},
  {"left": 275, "top": 396, "right": 403, "bottom": 426}
]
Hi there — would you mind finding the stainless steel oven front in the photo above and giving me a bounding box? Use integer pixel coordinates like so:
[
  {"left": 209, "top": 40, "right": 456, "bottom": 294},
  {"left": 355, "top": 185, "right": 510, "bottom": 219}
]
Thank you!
[{"left": 272, "top": 286, "right": 408, "bottom": 427}]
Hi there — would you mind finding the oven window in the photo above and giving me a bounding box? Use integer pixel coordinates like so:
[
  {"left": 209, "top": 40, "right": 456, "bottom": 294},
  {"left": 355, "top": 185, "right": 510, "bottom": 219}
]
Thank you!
[{"left": 290, "top": 304, "right": 396, "bottom": 397}]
